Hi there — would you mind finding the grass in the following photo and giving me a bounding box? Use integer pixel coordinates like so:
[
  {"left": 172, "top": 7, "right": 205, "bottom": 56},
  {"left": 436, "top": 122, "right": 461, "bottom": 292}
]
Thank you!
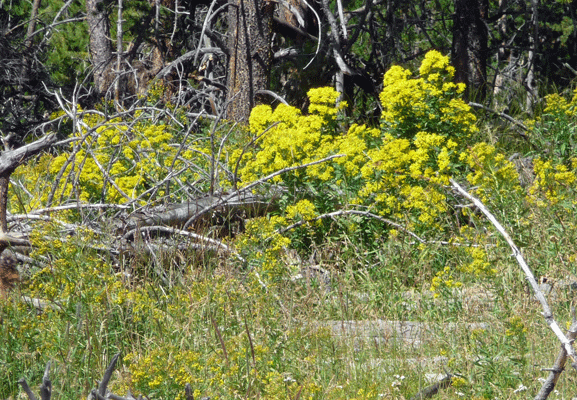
[
  {"left": 2, "top": 203, "right": 577, "bottom": 400},
  {"left": 3, "top": 73, "right": 577, "bottom": 399}
]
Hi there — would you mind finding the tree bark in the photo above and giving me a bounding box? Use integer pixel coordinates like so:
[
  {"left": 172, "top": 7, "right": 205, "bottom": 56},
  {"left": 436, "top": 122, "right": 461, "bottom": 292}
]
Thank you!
[
  {"left": 451, "top": 0, "right": 488, "bottom": 102},
  {"left": 24, "top": 0, "right": 42, "bottom": 48},
  {"left": 86, "top": 0, "right": 114, "bottom": 95},
  {"left": 526, "top": 0, "right": 539, "bottom": 112},
  {"left": 226, "top": 0, "right": 274, "bottom": 123}
]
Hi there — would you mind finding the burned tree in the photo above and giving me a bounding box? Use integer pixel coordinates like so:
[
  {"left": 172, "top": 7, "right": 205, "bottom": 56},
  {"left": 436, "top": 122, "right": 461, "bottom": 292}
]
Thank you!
[
  {"left": 226, "top": 0, "right": 274, "bottom": 123},
  {"left": 451, "top": 0, "right": 489, "bottom": 102}
]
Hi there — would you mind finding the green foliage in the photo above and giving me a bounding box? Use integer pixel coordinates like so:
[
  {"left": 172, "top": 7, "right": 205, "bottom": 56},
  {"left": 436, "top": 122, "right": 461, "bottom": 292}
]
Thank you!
[
  {"left": 240, "top": 51, "right": 481, "bottom": 242},
  {"left": 6, "top": 50, "right": 577, "bottom": 400},
  {"left": 43, "top": 0, "right": 90, "bottom": 85},
  {"left": 527, "top": 90, "right": 577, "bottom": 162}
]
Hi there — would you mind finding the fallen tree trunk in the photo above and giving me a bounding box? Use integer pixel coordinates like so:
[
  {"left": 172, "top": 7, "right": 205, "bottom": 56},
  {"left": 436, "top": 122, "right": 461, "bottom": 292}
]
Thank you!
[{"left": 123, "top": 191, "right": 279, "bottom": 233}]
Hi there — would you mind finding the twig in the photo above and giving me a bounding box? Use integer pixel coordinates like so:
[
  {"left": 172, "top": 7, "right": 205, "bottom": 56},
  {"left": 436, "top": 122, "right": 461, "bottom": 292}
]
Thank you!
[
  {"left": 468, "top": 102, "right": 529, "bottom": 134},
  {"left": 210, "top": 314, "right": 229, "bottom": 365},
  {"left": 278, "top": 208, "right": 486, "bottom": 248},
  {"left": 10, "top": 203, "right": 131, "bottom": 216},
  {"left": 278, "top": 209, "right": 425, "bottom": 243},
  {"left": 300, "top": 0, "right": 322, "bottom": 69},
  {"left": 450, "top": 179, "right": 577, "bottom": 370},
  {"left": 18, "top": 378, "right": 38, "bottom": 400},
  {"left": 255, "top": 90, "right": 288, "bottom": 105},
  {"left": 18, "top": 361, "right": 52, "bottom": 400},
  {"left": 40, "top": 361, "right": 51, "bottom": 400},
  {"left": 98, "top": 353, "right": 120, "bottom": 397}
]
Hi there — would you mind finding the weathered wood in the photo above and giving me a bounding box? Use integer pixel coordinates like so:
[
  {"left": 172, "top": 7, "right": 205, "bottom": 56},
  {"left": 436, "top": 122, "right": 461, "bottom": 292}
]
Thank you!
[
  {"left": 534, "top": 321, "right": 577, "bottom": 400},
  {"left": 39, "top": 361, "right": 52, "bottom": 400},
  {"left": 124, "top": 191, "right": 278, "bottom": 232},
  {"left": 0, "top": 134, "right": 56, "bottom": 177},
  {"left": 0, "top": 133, "right": 57, "bottom": 292},
  {"left": 409, "top": 374, "right": 452, "bottom": 400}
]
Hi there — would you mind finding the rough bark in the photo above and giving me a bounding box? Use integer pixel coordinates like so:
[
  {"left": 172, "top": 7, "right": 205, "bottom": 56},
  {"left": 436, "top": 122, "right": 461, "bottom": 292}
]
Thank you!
[
  {"left": 451, "top": 0, "right": 488, "bottom": 102},
  {"left": 526, "top": 0, "right": 539, "bottom": 112},
  {"left": 86, "top": 0, "right": 114, "bottom": 95},
  {"left": 226, "top": 0, "right": 274, "bottom": 123}
]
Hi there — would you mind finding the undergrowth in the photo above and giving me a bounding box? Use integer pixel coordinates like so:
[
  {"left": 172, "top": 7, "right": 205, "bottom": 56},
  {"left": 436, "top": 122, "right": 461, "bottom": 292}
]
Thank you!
[{"left": 2, "top": 51, "right": 577, "bottom": 399}]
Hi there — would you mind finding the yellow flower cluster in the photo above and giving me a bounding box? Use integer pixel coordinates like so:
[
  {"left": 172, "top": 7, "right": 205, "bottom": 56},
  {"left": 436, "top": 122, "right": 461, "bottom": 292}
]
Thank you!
[
  {"left": 240, "top": 87, "right": 344, "bottom": 184},
  {"left": 544, "top": 93, "right": 572, "bottom": 118},
  {"left": 505, "top": 316, "right": 527, "bottom": 337},
  {"left": 430, "top": 266, "right": 462, "bottom": 298},
  {"left": 235, "top": 216, "right": 291, "bottom": 283},
  {"left": 286, "top": 199, "right": 317, "bottom": 221},
  {"left": 380, "top": 50, "right": 475, "bottom": 140},
  {"left": 460, "top": 142, "right": 521, "bottom": 204},
  {"left": 528, "top": 158, "right": 577, "bottom": 207},
  {"left": 460, "top": 246, "right": 497, "bottom": 277},
  {"left": 49, "top": 116, "right": 179, "bottom": 204},
  {"left": 12, "top": 108, "right": 209, "bottom": 212},
  {"left": 239, "top": 51, "right": 483, "bottom": 234},
  {"left": 357, "top": 128, "right": 456, "bottom": 227}
]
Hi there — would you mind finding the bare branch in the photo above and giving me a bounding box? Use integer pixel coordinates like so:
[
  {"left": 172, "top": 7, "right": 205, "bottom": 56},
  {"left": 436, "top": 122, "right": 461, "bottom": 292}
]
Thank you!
[
  {"left": 182, "top": 154, "right": 345, "bottom": 230},
  {"left": 534, "top": 321, "right": 577, "bottom": 400},
  {"left": 468, "top": 102, "right": 528, "bottom": 133},
  {"left": 450, "top": 179, "right": 577, "bottom": 370},
  {"left": 0, "top": 134, "right": 57, "bottom": 176},
  {"left": 18, "top": 379, "right": 38, "bottom": 400},
  {"left": 255, "top": 90, "right": 288, "bottom": 105},
  {"left": 98, "top": 353, "right": 120, "bottom": 397},
  {"left": 278, "top": 209, "right": 426, "bottom": 243},
  {"left": 122, "top": 225, "right": 233, "bottom": 254},
  {"left": 408, "top": 373, "right": 452, "bottom": 400},
  {"left": 40, "top": 361, "right": 51, "bottom": 400}
]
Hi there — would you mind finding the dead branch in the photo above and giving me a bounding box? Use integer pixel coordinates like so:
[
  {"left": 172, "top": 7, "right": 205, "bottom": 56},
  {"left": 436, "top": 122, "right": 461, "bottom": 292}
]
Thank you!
[
  {"left": 18, "top": 361, "right": 51, "bottom": 400},
  {"left": 124, "top": 191, "right": 276, "bottom": 232},
  {"left": 0, "top": 134, "right": 57, "bottom": 177},
  {"left": 99, "top": 353, "right": 120, "bottom": 398},
  {"left": 278, "top": 209, "right": 426, "bottom": 243},
  {"left": 468, "top": 102, "right": 529, "bottom": 134},
  {"left": 534, "top": 320, "right": 577, "bottom": 400},
  {"left": 450, "top": 179, "right": 577, "bottom": 371},
  {"left": 277, "top": 208, "right": 485, "bottom": 247},
  {"left": 19, "top": 353, "right": 207, "bottom": 400},
  {"left": 409, "top": 373, "right": 452, "bottom": 400},
  {"left": 182, "top": 154, "right": 345, "bottom": 230},
  {"left": 17, "top": 378, "right": 38, "bottom": 400},
  {"left": 122, "top": 225, "right": 232, "bottom": 253}
]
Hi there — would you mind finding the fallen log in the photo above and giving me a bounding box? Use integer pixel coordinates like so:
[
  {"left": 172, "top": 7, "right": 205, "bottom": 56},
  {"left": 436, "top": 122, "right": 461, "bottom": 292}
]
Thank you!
[{"left": 123, "top": 191, "right": 279, "bottom": 233}]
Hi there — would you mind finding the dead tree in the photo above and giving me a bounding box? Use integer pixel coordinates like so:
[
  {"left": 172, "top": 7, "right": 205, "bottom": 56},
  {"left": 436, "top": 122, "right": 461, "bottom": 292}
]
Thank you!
[
  {"left": 226, "top": 0, "right": 274, "bottom": 122},
  {"left": 0, "top": 133, "right": 56, "bottom": 294}
]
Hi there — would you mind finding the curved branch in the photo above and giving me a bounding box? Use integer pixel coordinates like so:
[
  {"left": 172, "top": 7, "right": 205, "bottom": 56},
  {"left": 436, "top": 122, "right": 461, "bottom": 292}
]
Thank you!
[{"left": 450, "top": 179, "right": 577, "bottom": 370}]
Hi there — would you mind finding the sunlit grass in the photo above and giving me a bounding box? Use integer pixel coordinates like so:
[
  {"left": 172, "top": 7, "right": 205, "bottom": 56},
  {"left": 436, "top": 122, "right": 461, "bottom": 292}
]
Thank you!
[{"left": 2, "top": 203, "right": 577, "bottom": 400}]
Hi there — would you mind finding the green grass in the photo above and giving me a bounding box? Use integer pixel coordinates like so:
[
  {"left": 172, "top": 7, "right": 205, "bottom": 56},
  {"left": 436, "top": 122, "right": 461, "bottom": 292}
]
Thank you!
[
  {"left": 3, "top": 68, "right": 577, "bottom": 399},
  {"left": 2, "top": 204, "right": 577, "bottom": 400}
]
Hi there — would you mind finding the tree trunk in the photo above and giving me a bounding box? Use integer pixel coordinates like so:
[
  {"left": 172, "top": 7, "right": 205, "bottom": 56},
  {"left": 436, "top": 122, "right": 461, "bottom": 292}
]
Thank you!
[
  {"left": 226, "top": 0, "right": 274, "bottom": 123},
  {"left": 526, "top": 0, "right": 539, "bottom": 112},
  {"left": 24, "top": 0, "right": 42, "bottom": 48},
  {"left": 451, "top": 0, "right": 488, "bottom": 102},
  {"left": 86, "top": 0, "right": 114, "bottom": 95}
]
